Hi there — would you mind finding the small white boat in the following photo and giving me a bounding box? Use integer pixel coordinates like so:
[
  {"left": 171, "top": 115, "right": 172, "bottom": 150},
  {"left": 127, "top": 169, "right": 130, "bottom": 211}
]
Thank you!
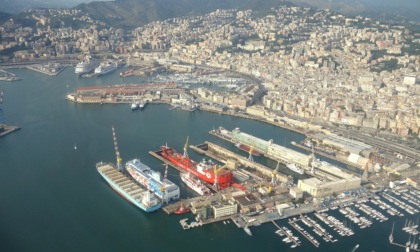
[
  {"left": 131, "top": 102, "right": 139, "bottom": 110},
  {"left": 74, "top": 144, "right": 77, "bottom": 150},
  {"left": 244, "top": 226, "right": 252, "bottom": 236}
]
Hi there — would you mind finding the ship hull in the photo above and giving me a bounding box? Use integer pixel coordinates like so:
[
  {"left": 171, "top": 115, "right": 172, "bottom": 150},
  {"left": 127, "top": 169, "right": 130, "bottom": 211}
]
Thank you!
[
  {"left": 286, "top": 163, "right": 304, "bottom": 175},
  {"left": 96, "top": 163, "right": 162, "bottom": 212},
  {"left": 180, "top": 173, "right": 210, "bottom": 196},
  {"left": 160, "top": 146, "right": 233, "bottom": 189},
  {"left": 125, "top": 159, "right": 180, "bottom": 202},
  {"left": 235, "top": 143, "right": 263, "bottom": 156}
]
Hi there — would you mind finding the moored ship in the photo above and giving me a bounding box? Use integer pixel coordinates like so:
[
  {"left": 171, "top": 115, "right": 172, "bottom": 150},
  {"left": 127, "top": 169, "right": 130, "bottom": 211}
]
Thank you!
[
  {"left": 131, "top": 101, "right": 140, "bottom": 111},
  {"left": 235, "top": 143, "right": 264, "bottom": 156},
  {"left": 120, "top": 69, "right": 135, "bottom": 77},
  {"left": 126, "top": 159, "right": 180, "bottom": 202},
  {"left": 75, "top": 56, "right": 99, "bottom": 75},
  {"left": 174, "top": 202, "right": 190, "bottom": 215},
  {"left": 139, "top": 100, "right": 146, "bottom": 109},
  {"left": 96, "top": 162, "right": 162, "bottom": 212},
  {"left": 180, "top": 172, "right": 210, "bottom": 195},
  {"left": 286, "top": 163, "right": 304, "bottom": 175},
  {"left": 160, "top": 145, "right": 233, "bottom": 189},
  {"left": 94, "top": 61, "right": 117, "bottom": 76},
  {"left": 96, "top": 126, "right": 162, "bottom": 212}
]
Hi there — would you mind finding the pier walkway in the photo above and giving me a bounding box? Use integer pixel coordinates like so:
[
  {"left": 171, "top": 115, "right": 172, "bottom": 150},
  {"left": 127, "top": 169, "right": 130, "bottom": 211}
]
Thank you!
[
  {"left": 272, "top": 220, "right": 301, "bottom": 247},
  {"left": 288, "top": 218, "right": 319, "bottom": 247}
]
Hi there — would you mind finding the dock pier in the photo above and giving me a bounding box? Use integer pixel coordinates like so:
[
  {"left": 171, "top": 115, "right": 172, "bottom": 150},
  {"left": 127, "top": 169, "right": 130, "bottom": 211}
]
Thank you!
[
  {"left": 300, "top": 214, "right": 335, "bottom": 243},
  {"left": 288, "top": 218, "right": 319, "bottom": 247},
  {"left": 390, "top": 242, "right": 420, "bottom": 251},
  {"left": 271, "top": 220, "right": 300, "bottom": 247}
]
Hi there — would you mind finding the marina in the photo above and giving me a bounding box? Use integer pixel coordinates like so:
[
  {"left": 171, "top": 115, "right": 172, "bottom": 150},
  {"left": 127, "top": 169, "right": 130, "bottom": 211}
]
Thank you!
[{"left": 271, "top": 220, "right": 301, "bottom": 248}]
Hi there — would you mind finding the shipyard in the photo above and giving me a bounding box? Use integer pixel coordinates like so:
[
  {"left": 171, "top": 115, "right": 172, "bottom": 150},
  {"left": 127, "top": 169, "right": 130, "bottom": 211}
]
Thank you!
[
  {"left": 94, "top": 117, "right": 420, "bottom": 250},
  {"left": 60, "top": 71, "right": 420, "bottom": 250}
]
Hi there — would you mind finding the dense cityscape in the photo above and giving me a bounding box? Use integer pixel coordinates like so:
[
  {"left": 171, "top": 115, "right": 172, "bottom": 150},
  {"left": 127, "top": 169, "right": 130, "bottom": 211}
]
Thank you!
[{"left": 1, "top": 1, "right": 420, "bottom": 251}]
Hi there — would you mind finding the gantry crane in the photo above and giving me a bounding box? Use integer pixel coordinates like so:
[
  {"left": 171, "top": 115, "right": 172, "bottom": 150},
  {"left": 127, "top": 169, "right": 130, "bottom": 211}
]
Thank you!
[
  {"left": 213, "top": 163, "right": 228, "bottom": 190},
  {"left": 183, "top": 136, "right": 189, "bottom": 158},
  {"left": 111, "top": 126, "right": 123, "bottom": 172}
]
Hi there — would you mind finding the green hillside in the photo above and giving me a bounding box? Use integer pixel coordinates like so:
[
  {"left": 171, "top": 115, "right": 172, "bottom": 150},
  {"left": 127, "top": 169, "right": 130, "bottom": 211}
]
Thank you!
[{"left": 76, "top": 0, "right": 283, "bottom": 28}]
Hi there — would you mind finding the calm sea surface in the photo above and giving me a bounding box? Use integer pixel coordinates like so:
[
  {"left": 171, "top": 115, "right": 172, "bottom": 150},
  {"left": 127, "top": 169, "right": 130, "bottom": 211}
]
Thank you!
[{"left": 0, "top": 68, "right": 414, "bottom": 252}]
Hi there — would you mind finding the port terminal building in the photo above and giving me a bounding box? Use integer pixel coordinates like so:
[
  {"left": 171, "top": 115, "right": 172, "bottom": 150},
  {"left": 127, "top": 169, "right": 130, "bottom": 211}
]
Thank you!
[{"left": 297, "top": 177, "right": 361, "bottom": 198}]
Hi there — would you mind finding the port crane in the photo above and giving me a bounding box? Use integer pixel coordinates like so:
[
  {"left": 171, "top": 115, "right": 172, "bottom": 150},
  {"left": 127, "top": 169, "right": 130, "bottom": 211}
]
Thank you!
[
  {"left": 268, "top": 161, "right": 281, "bottom": 194},
  {"left": 160, "top": 163, "right": 169, "bottom": 204},
  {"left": 213, "top": 163, "right": 228, "bottom": 190},
  {"left": 183, "top": 136, "right": 189, "bottom": 158},
  {"left": 248, "top": 141, "right": 257, "bottom": 162},
  {"left": 111, "top": 126, "right": 123, "bottom": 172},
  {"left": 270, "top": 161, "right": 280, "bottom": 186}
]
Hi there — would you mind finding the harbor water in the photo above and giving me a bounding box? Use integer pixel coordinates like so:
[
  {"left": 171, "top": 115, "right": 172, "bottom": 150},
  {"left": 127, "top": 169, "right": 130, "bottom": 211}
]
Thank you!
[{"left": 0, "top": 68, "right": 415, "bottom": 251}]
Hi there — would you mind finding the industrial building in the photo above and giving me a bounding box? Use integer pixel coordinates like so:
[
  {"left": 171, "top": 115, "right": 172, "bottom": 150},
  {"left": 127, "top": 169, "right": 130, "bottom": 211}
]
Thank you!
[
  {"left": 212, "top": 200, "right": 238, "bottom": 218},
  {"left": 267, "top": 143, "right": 312, "bottom": 169},
  {"left": 311, "top": 133, "right": 372, "bottom": 156},
  {"left": 312, "top": 161, "right": 355, "bottom": 179},
  {"left": 231, "top": 128, "right": 271, "bottom": 153},
  {"left": 297, "top": 177, "right": 361, "bottom": 198},
  {"left": 385, "top": 163, "right": 420, "bottom": 178}
]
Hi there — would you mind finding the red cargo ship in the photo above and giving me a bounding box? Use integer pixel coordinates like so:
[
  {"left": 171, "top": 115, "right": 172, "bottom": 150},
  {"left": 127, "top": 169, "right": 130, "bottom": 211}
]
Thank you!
[
  {"left": 160, "top": 145, "right": 233, "bottom": 189},
  {"left": 235, "top": 143, "right": 264, "bottom": 156}
]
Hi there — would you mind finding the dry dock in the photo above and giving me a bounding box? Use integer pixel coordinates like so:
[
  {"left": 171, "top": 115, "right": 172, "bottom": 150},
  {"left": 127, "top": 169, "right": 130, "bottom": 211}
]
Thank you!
[
  {"left": 190, "top": 141, "right": 290, "bottom": 183},
  {"left": 148, "top": 149, "right": 219, "bottom": 194}
]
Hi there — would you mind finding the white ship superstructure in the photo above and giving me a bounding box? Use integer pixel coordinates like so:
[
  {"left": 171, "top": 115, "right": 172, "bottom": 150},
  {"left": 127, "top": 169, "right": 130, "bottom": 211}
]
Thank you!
[
  {"left": 75, "top": 57, "right": 99, "bottom": 75},
  {"left": 94, "top": 62, "right": 117, "bottom": 76},
  {"left": 180, "top": 172, "right": 210, "bottom": 195}
]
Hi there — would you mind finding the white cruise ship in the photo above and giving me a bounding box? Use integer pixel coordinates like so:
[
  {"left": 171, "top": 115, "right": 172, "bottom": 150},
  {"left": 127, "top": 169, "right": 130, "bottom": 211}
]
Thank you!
[
  {"left": 94, "top": 62, "right": 117, "bottom": 76},
  {"left": 75, "top": 57, "right": 99, "bottom": 75}
]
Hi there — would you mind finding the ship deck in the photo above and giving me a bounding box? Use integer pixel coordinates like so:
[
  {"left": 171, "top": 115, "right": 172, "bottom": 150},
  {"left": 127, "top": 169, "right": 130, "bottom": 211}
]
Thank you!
[{"left": 97, "top": 163, "right": 147, "bottom": 201}]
